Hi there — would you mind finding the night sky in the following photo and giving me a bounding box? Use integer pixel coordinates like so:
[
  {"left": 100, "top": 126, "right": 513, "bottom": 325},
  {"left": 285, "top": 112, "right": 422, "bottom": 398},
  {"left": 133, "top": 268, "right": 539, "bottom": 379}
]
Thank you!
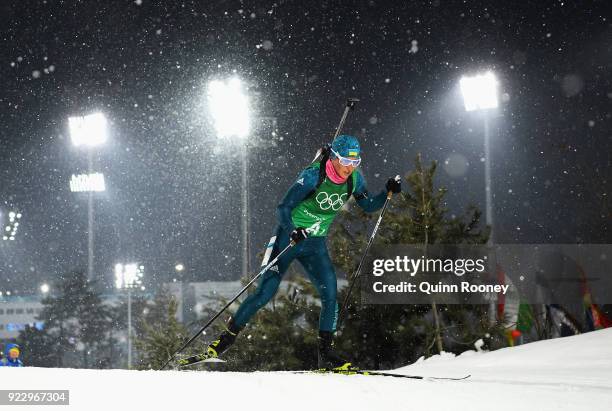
[{"left": 0, "top": 1, "right": 610, "bottom": 294}]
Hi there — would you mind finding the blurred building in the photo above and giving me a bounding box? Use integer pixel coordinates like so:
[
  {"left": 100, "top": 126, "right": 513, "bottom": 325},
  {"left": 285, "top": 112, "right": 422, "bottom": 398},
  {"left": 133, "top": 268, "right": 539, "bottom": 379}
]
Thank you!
[
  {"left": 0, "top": 296, "right": 44, "bottom": 339},
  {"left": 0, "top": 279, "right": 349, "bottom": 341}
]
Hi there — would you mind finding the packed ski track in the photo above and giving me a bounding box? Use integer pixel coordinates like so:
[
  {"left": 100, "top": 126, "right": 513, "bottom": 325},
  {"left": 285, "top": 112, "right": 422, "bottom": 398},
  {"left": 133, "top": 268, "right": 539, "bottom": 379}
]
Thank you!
[{"left": 2, "top": 328, "right": 611, "bottom": 410}]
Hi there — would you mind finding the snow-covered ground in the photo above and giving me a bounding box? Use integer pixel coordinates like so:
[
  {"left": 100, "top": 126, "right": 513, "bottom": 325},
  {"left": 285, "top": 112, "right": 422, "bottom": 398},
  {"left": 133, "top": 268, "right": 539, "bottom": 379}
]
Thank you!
[{"left": 3, "top": 328, "right": 611, "bottom": 410}]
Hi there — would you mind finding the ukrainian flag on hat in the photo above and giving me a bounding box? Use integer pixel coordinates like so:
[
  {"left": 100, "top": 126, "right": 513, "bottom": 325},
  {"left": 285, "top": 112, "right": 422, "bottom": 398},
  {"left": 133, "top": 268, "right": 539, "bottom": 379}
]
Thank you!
[{"left": 332, "top": 135, "right": 361, "bottom": 159}]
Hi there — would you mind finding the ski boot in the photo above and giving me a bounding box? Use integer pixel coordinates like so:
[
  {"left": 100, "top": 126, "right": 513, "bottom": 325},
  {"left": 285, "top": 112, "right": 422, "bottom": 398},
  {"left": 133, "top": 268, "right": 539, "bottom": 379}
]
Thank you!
[
  {"left": 317, "top": 330, "right": 356, "bottom": 372},
  {"left": 177, "top": 320, "right": 243, "bottom": 367}
]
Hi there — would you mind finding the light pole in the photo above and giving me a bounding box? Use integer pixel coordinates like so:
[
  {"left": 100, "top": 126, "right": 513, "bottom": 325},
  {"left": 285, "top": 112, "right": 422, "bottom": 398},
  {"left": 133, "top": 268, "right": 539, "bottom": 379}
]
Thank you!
[
  {"left": 207, "top": 77, "right": 251, "bottom": 279},
  {"left": 115, "top": 263, "right": 144, "bottom": 369},
  {"left": 175, "top": 263, "right": 186, "bottom": 322},
  {"left": 459, "top": 71, "right": 499, "bottom": 244},
  {"left": 460, "top": 72, "right": 500, "bottom": 324},
  {"left": 68, "top": 113, "right": 108, "bottom": 282}
]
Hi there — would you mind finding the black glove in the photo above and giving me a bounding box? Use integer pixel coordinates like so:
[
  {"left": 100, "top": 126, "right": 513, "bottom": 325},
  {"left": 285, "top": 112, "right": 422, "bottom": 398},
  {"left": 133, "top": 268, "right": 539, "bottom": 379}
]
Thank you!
[
  {"left": 386, "top": 177, "right": 401, "bottom": 194},
  {"left": 290, "top": 227, "right": 309, "bottom": 243}
]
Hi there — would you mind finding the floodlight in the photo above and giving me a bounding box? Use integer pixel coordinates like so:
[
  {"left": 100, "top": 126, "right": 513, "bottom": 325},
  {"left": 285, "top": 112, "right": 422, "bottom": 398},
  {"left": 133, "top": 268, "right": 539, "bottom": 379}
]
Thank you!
[
  {"left": 115, "top": 263, "right": 145, "bottom": 289},
  {"left": 70, "top": 173, "right": 106, "bottom": 192},
  {"left": 460, "top": 72, "right": 499, "bottom": 112},
  {"left": 208, "top": 77, "right": 250, "bottom": 139},
  {"left": 68, "top": 113, "right": 108, "bottom": 147}
]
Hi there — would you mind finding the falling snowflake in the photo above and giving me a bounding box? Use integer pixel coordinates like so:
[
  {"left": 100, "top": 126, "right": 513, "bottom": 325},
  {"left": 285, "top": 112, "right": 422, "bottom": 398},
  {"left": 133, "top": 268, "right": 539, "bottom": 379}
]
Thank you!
[
  {"left": 409, "top": 39, "right": 418, "bottom": 54},
  {"left": 262, "top": 40, "right": 273, "bottom": 51}
]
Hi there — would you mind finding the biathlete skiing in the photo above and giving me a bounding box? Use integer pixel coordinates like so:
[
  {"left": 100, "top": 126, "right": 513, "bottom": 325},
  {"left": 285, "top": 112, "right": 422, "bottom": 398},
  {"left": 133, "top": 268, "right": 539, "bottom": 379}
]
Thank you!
[{"left": 179, "top": 134, "right": 401, "bottom": 370}]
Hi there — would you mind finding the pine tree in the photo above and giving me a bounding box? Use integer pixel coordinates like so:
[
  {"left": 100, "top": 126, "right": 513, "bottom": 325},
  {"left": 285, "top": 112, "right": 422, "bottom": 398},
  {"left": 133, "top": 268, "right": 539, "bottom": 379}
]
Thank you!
[
  {"left": 133, "top": 287, "right": 190, "bottom": 370},
  {"left": 17, "top": 325, "right": 56, "bottom": 367},
  {"left": 18, "top": 271, "right": 113, "bottom": 368}
]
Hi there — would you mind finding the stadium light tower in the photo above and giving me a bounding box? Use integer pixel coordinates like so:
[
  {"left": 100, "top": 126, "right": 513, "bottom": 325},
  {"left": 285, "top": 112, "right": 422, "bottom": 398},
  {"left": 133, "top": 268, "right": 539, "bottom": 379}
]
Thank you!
[
  {"left": 459, "top": 72, "right": 499, "bottom": 244},
  {"left": 115, "top": 263, "right": 144, "bottom": 369},
  {"left": 68, "top": 112, "right": 108, "bottom": 282},
  {"left": 208, "top": 77, "right": 252, "bottom": 280}
]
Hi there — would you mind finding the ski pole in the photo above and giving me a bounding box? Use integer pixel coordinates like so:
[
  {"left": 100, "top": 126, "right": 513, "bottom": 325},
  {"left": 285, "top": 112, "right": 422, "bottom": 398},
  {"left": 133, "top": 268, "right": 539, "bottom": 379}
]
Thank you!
[
  {"left": 312, "top": 98, "right": 360, "bottom": 163},
  {"left": 159, "top": 241, "right": 296, "bottom": 370},
  {"left": 336, "top": 175, "right": 400, "bottom": 330}
]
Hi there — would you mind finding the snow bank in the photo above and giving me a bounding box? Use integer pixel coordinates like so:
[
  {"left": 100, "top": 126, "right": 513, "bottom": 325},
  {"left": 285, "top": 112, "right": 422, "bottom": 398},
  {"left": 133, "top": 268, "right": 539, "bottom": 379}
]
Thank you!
[
  {"left": 400, "top": 327, "right": 612, "bottom": 388},
  {"left": 2, "top": 329, "right": 611, "bottom": 411}
]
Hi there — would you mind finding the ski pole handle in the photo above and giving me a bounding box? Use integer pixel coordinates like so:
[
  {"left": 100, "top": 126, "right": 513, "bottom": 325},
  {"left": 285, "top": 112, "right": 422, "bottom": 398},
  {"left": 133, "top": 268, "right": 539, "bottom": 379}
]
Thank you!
[{"left": 386, "top": 175, "right": 402, "bottom": 199}]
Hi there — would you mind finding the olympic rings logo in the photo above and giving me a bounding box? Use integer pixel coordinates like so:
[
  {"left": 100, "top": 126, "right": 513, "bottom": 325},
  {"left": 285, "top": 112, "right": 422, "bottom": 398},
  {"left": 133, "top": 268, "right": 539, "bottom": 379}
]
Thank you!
[{"left": 316, "top": 191, "right": 348, "bottom": 211}]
